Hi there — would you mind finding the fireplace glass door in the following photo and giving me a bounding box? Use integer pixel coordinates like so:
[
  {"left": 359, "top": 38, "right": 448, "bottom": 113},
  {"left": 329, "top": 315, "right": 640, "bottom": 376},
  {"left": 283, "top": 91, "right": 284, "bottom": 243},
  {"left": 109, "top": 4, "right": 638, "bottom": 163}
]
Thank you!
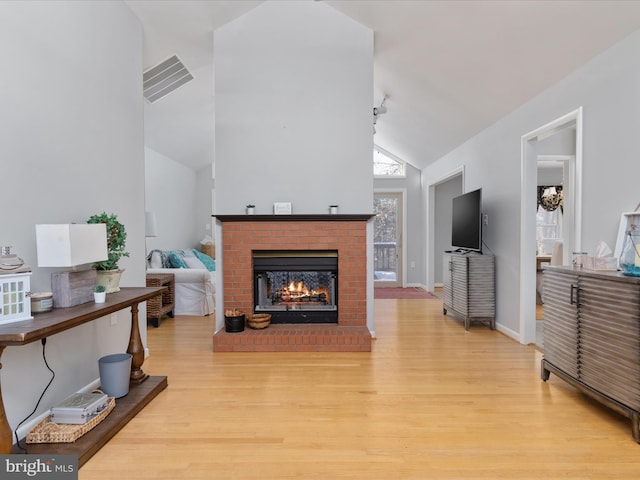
[{"left": 253, "top": 251, "right": 338, "bottom": 324}]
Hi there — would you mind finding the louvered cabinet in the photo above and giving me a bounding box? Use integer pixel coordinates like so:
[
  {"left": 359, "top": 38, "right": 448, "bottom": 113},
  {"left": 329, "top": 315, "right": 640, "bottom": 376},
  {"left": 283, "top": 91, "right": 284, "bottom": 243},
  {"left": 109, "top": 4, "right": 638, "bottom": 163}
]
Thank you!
[
  {"left": 442, "top": 252, "right": 495, "bottom": 330},
  {"left": 542, "top": 266, "right": 640, "bottom": 443},
  {"left": 541, "top": 269, "right": 579, "bottom": 378}
]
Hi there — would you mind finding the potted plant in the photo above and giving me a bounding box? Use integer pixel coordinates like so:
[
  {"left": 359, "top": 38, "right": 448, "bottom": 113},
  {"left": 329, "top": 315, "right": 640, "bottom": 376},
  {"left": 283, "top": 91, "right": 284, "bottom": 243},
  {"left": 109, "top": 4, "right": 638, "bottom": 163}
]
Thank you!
[
  {"left": 87, "top": 212, "right": 130, "bottom": 293},
  {"left": 246, "top": 204, "right": 256, "bottom": 215},
  {"left": 94, "top": 284, "right": 106, "bottom": 303}
]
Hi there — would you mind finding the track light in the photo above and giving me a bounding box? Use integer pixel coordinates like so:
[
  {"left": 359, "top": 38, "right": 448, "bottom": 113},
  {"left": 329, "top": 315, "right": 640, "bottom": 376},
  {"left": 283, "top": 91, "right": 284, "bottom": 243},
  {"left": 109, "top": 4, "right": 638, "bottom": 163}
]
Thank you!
[
  {"left": 373, "top": 94, "right": 389, "bottom": 128},
  {"left": 373, "top": 105, "right": 387, "bottom": 116}
]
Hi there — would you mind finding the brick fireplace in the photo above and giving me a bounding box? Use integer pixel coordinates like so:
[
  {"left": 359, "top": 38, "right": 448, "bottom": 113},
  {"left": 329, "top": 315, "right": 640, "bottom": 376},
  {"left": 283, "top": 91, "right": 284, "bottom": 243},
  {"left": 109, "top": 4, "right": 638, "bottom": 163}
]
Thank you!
[{"left": 212, "top": 214, "right": 373, "bottom": 352}]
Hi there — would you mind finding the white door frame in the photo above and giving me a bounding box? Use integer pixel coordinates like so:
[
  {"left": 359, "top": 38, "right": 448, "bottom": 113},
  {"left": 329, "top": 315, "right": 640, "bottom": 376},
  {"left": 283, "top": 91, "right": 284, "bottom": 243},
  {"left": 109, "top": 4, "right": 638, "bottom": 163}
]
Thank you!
[
  {"left": 520, "top": 107, "right": 583, "bottom": 344},
  {"left": 374, "top": 188, "right": 407, "bottom": 287},
  {"left": 425, "top": 166, "right": 465, "bottom": 292}
]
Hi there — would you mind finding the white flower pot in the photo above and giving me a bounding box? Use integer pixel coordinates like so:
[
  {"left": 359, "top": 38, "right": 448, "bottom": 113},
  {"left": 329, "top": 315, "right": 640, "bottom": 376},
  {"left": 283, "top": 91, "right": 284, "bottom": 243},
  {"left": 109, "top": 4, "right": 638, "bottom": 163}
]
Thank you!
[{"left": 94, "top": 291, "right": 106, "bottom": 303}]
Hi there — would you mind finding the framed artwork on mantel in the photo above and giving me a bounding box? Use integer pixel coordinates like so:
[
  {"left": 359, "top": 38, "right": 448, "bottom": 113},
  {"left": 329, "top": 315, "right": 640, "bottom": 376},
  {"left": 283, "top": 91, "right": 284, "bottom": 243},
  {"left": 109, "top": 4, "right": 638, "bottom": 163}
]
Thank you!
[{"left": 614, "top": 211, "right": 640, "bottom": 262}]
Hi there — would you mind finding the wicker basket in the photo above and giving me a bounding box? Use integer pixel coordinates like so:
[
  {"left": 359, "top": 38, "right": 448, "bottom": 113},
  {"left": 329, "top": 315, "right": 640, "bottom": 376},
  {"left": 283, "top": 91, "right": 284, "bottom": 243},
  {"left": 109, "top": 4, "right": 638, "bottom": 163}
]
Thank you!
[
  {"left": 26, "top": 397, "right": 115, "bottom": 444},
  {"left": 247, "top": 313, "right": 271, "bottom": 329},
  {"left": 200, "top": 243, "right": 215, "bottom": 259}
]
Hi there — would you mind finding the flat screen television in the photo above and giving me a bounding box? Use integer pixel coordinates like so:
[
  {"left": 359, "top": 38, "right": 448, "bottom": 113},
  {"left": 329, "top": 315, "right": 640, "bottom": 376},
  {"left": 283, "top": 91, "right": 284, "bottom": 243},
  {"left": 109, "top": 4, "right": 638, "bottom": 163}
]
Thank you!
[{"left": 451, "top": 188, "right": 482, "bottom": 253}]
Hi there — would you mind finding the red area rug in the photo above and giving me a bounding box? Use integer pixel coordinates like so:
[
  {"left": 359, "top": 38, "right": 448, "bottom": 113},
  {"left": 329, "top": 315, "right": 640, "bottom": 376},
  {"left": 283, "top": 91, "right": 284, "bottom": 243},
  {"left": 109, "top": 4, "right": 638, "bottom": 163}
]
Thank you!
[{"left": 374, "top": 287, "right": 437, "bottom": 299}]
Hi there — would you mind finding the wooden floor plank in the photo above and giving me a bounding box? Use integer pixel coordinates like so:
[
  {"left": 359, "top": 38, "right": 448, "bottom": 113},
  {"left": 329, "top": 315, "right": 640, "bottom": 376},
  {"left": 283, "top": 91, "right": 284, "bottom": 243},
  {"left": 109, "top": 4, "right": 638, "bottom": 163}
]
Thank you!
[{"left": 79, "top": 298, "right": 640, "bottom": 479}]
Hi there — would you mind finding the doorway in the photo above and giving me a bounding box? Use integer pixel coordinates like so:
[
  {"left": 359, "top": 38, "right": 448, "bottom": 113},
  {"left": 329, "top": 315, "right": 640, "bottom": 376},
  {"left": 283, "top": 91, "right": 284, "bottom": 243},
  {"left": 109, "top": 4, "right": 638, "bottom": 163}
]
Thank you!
[
  {"left": 520, "top": 108, "right": 583, "bottom": 345},
  {"left": 374, "top": 191, "right": 404, "bottom": 288}
]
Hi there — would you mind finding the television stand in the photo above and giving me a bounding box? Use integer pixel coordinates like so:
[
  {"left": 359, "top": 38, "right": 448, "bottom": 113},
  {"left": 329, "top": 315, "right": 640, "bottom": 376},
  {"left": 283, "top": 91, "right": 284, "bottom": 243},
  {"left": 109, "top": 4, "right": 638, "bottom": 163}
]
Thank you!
[{"left": 442, "top": 252, "right": 495, "bottom": 330}]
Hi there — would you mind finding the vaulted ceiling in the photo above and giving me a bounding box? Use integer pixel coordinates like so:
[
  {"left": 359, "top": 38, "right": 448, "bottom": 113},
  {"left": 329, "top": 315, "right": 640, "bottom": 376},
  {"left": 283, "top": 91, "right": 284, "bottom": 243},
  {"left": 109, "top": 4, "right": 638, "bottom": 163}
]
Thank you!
[{"left": 125, "top": 0, "right": 640, "bottom": 171}]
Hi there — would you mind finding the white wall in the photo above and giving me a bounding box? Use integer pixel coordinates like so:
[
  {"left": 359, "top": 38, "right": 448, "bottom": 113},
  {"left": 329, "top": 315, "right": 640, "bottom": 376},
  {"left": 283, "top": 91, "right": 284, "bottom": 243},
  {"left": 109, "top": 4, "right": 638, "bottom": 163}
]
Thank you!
[
  {"left": 214, "top": 1, "right": 373, "bottom": 214},
  {"left": 433, "top": 175, "right": 463, "bottom": 284},
  {"left": 537, "top": 166, "right": 564, "bottom": 186},
  {"left": 423, "top": 29, "right": 640, "bottom": 338},
  {"left": 538, "top": 128, "right": 576, "bottom": 156},
  {"left": 196, "top": 164, "right": 215, "bottom": 246},
  {"left": 144, "top": 147, "right": 201, "bottom": 251},
  {"left": 0, "top": 1, "right": 144, "bottom": 440}
]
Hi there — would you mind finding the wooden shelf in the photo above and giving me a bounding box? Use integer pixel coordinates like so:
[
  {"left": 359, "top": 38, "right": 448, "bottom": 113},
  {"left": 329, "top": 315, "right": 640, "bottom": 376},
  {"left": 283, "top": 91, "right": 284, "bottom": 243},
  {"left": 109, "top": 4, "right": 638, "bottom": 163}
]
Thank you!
[
  {"left": 25, "top": 376, "right": 168, "bottom": 466},
  {"left": 0, "top": 287, "right": 164, "bottom": 346},
  {"left": 213, "top": 214, "right": 374, "bottom": 222}
]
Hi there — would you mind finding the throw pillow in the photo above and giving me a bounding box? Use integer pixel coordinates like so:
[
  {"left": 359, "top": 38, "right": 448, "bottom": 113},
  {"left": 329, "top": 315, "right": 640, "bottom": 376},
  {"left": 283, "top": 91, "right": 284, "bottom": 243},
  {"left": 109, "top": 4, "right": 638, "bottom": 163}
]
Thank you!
[
  {"left": 183, "top": 255, "right": 207, "bottom": 270},
  {"left": 193, "top": 250, "right": 216, "bottom": 271},
  {"left": 148, "top": 250, "right": 162, "bottom": 269},
  {"left": 159, "top": 250, "right": 172, "bottom": 268},
  {"left": 168, "top": 251, "right": 187, "bottom": 269}
]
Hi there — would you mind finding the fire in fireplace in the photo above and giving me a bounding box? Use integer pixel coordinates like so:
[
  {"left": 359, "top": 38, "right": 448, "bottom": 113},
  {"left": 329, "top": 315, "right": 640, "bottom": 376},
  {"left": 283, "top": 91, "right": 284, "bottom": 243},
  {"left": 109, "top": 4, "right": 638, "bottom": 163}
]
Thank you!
[{"left": 253, "top": 251, "right": 338, "bottom": 324}]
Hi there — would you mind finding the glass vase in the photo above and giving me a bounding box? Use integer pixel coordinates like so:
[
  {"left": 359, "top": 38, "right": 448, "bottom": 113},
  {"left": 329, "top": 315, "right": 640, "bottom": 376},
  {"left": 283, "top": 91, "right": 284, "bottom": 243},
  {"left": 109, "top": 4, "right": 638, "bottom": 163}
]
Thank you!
[{"left": 619, "top": 230, "right": 640, "bottom": 276}]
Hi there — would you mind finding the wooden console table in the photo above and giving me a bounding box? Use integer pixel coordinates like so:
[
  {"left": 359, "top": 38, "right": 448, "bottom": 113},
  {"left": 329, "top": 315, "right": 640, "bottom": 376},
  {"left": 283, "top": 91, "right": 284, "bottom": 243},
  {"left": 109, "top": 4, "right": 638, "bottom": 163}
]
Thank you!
[{"left": 0, "top": 287, "right": 168, "bottom": 464}]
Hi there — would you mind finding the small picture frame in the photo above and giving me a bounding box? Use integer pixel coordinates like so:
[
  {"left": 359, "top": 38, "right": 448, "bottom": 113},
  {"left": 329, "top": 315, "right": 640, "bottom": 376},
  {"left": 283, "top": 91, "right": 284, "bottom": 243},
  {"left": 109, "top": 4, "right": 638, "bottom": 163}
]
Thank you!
[
  {"left": 273, "top": 202, "right": 292, "bottom": 215},
  {"left": 614, "top": 211, "right": 640, "bottom": 261}
]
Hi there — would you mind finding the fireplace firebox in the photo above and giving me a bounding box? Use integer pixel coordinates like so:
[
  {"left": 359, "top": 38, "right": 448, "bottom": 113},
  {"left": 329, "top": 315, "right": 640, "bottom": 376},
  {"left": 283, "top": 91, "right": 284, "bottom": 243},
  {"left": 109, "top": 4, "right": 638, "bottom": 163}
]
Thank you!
[{"left": 253, "top": 251, "right": 338, "bottom": 324}]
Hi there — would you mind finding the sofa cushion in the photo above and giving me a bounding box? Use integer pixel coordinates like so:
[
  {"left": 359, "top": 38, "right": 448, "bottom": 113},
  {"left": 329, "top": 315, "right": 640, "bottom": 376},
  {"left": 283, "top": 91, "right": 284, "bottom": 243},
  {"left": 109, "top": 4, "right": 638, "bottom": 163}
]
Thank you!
[{"left": 193, "top": 250, "right": 216, "bottom": 271}]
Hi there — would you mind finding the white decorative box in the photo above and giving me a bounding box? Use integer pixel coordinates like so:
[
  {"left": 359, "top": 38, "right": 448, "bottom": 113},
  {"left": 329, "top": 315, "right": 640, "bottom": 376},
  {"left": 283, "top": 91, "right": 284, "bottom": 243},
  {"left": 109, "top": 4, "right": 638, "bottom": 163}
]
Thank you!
[
  {"left": 273, "top": 202, "right": 292, "bottom": 215},
  {"left": 0, "top": 272, "right": 32, "bottom": 325}
]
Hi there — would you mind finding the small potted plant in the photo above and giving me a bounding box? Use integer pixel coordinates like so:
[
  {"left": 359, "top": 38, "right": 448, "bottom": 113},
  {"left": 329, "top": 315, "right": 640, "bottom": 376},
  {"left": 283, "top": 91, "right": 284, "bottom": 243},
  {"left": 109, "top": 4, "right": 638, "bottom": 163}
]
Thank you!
[
  {"left": 94, "top": 284, "right": 106, "bottom": 303},
  {"left": 87, "top": 212, "right": 130, "bottom": 293},
  {"left": 246, "top": 204, "right": 256, "bottom": 215},
  {"left": 329, "top": 205, "right": 339, "bottom": 214}
]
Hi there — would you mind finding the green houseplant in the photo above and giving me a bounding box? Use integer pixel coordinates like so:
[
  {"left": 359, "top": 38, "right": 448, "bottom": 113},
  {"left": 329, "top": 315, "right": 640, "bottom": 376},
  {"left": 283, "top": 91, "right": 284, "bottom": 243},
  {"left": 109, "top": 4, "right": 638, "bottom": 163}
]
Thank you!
[
  {"left": 87, "top": 212, "right": 130, "bottom": 293},
  {"left": 94, "top": 284, "right": 106, "bottom": 303}
]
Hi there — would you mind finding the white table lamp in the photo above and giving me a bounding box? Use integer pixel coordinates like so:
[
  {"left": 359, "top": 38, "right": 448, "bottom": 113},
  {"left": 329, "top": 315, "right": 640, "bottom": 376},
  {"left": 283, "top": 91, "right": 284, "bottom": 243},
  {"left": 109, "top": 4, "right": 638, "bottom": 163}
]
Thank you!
[{"left": 36, "top": 224, "right": 108, "bottom": 308}]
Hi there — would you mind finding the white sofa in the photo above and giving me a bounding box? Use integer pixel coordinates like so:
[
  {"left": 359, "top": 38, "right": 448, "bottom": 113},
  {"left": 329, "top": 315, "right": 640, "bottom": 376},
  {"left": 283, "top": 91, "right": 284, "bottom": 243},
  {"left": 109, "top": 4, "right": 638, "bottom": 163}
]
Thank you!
[{"left": 147, "top": 249, "right": 216, "bottom": 316}]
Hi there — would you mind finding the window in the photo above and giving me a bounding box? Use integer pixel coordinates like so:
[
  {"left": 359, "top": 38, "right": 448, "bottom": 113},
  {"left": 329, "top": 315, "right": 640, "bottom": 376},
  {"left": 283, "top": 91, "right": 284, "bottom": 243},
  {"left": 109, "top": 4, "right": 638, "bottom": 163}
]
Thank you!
[{"left": 374, "top": 147, "right": 405, "bottom": 177}]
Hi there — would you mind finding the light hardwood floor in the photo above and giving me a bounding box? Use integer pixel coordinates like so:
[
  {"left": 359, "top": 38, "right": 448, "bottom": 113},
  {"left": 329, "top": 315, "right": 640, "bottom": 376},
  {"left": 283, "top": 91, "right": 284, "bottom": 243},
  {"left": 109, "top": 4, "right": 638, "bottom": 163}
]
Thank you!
[{"left": 80, "top": 298, "right": 640, "bottom": 479}]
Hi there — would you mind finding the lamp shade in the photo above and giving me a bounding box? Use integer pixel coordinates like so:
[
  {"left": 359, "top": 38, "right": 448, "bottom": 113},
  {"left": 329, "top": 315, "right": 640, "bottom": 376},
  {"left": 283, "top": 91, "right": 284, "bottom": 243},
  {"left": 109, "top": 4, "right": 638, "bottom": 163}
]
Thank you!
[
  {"left": 36, "top": 224, "right": 108, "bottom": 267},
  {"left": 145, "top": 212, "right": 158, "bottom": 238}
]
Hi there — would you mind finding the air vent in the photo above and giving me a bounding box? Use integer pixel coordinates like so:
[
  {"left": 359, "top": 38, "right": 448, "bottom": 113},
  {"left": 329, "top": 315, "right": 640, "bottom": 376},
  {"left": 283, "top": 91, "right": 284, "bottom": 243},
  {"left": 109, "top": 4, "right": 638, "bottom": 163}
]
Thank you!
[{"left": 143, "top": 55, "right": 193, "bottom": 103}]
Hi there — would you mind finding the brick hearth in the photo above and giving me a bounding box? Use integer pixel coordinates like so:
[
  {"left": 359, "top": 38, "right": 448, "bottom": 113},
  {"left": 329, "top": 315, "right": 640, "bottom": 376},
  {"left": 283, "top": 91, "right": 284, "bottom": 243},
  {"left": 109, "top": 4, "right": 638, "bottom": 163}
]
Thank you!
[
  {"left": 213, "top": 215, "right": 372, "bottom": 352},
  {"left": 213, "top": 324, "right": 371, "bottom": 352}
]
